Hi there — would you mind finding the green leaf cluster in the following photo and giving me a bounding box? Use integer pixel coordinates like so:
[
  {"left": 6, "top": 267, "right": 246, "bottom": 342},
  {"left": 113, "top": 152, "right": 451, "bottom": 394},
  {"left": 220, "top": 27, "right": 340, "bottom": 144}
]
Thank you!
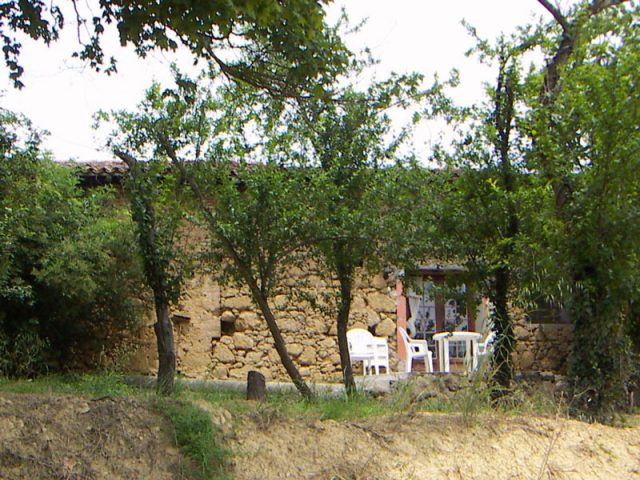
[
  {"left": 0, "top": 108, "right": 145, "bottom": 376},
  {"left": 1, "top": 0, "right": 349, "bottom": 93}
]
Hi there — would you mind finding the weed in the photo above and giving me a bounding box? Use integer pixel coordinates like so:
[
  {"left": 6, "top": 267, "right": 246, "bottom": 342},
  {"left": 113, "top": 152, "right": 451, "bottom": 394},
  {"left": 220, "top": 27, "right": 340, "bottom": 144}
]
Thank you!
[
  {"left": 383, "top": 379, "right": 418, "bottom": 413},
  {"left": 0, "top": 372, "right": 138, "bottom": 398},
  {"left": 155, "top": 398, "right": 231, "bottom": 480},
  {"left": 316, "top": 393, "right": 387, "bottom": 420},
  {"left": 456, "top": 373, "right": 492, "bottom": 427},
  {"left": 0, "top": 328, "right": 49, "bottom": 378},
  {"left": 247, "top": 400, "right": 283, "bottom": 429}
]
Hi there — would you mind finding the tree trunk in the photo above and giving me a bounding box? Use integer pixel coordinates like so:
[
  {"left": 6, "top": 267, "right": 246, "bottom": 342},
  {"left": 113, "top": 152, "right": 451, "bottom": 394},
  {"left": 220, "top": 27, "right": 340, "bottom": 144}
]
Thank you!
[
  {"left": 247, "top": 370, "right": 266, "bottom": 401},
  {"left": 154, "top": 300, "right": 176, "bottom": 395},
  {"left": 336, "top": 262, "right": 356, "bottom": 396},
  {"left": 534, "top": 0, "right": 631, "bottom": 419},
  {"left": 250, "top": 286, "right": 314, "bottom": 400},
  {"left": 116, "top": 150, "right": 177, "bottom": 396},
  {"left": 489, "top": 54, "right": 518, "bottom": 395},
  {"left": 167, "top": 155, "right": 314, "bottom": 400},
  {"left": 491, "top": 267, "right": 514, "bottom": 395}
]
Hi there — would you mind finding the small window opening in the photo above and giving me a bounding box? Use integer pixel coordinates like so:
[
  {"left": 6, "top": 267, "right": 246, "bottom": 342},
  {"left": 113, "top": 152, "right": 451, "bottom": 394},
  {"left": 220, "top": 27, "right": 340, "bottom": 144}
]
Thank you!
[{"left": 221, "top": 319, "right": 236, "bottom": 336}]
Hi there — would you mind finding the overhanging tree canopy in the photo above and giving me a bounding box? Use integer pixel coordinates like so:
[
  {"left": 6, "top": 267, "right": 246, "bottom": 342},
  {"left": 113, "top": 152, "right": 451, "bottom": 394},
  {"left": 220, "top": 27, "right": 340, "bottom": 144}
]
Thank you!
[{"left": 1, "top": 0, "right": 348, "bottom": 92}]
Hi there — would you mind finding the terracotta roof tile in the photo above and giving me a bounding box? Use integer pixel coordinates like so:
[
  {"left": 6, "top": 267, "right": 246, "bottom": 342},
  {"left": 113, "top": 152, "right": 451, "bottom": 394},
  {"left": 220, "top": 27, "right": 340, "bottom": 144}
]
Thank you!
[{"left": 63, "top": 160, "right": 128, "bottom": 186}]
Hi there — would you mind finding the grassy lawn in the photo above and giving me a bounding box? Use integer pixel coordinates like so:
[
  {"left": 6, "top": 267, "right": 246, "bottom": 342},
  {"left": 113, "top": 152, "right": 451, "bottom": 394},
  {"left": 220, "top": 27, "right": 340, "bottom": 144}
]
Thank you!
[{"left": 0, "top": 371, "right": 564, "bottom": 419}]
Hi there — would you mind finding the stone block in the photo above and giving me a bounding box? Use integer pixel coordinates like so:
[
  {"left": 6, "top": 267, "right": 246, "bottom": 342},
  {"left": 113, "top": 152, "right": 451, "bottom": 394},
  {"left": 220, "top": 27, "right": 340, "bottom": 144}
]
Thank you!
[
  {"left": 213, "top": 343, "right": 235, "bottom": 364},
  {"left": 308, "top": 318, "right": 328, "bottom": 334},
  {"left": 371, "top": 273, "right": 389, "bottom": 290},
  {"left": 367, "top": 292, "right": 396, "bottom": 313},
  {"left": 212, "top": 365, "right": 229, "bottom": 379},
  {"left": 513, "top": 325, "right": 531, "bottom": 340},
  {"left": 245, "top": 351, "right": 264, "bottom": 364},
  {"left": 221, "top": 286, "right": 241, "bottom": 298},
  {"left": 228, "top": 365, "right": 251, "bottom": 379},
  {"left": 233, "top": 333, "right": 255, "bottom": 350},
  {"left": 320, "top": 338, "right": 335, "bottom": 349},
  {"left": 298, "top": 347, "right": 317, "bottom": 366},
  {"left": 366, "top": 308, "right": 381, "bottom": 327},
  {"left": 288, "top": 343, "right": 304, "bottom": 357},
  {"left": 223, "top": 295, "right": 253, "bottom": 310},
  {"left": 236, "top": 311, "right": 261, "bottom": 331},
  {"left": 351, "top": 296, "right": 367, "bottom": 312},
  {"left": 375, "top": 318, "right": 395, "bottom": 337},
  {"left": 278, "top": 317, "right": 299, "bottom": 332},
  {"left": 516, "top": 350, "right": 535, "bottom": 370},
  {"left": 317, "top": 349, "right": 331, "bottom": 359},
  {"left": 274, "top": 295, "right": 289, "bottom": 309},
  {"left": 268, "top": 349, "right": 280, "bottom": 363}
]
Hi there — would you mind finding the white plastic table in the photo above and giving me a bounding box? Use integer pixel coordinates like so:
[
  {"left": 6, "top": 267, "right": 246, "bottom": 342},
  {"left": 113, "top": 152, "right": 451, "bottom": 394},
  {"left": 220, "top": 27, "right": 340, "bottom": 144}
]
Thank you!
[{"left": 432, "top": 331, "right": 483, "bottom": 373}]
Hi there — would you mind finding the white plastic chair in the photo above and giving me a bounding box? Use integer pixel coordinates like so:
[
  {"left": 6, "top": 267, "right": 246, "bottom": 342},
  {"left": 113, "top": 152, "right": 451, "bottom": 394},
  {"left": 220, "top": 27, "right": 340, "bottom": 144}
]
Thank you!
[
  {"left": 398, "top": 326, "right": 433, "bottom": 373},
  {"left": 369, "top": 336, "right": 390, "bottom": 374},
  {"left": 347, "top": 328, "right": 376, "bottom": 375},
  {"left": 477, "top": 330, "right": 497, "bottom": 356}
]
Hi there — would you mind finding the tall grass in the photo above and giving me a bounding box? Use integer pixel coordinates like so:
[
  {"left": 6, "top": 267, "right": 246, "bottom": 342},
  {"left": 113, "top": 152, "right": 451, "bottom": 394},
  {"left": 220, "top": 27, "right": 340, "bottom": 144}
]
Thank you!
[
  {"left": 155, "top": 398, "right": 231, "bottom": 480},
  {"left": 0, "top": 372, "right": 138, "bottom": 397}
]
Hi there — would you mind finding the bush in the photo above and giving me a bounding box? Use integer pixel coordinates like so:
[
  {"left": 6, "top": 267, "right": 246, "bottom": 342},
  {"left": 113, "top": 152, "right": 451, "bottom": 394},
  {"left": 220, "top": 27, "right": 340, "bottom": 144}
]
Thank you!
[
  {"left": 0, "top": 326, "right": 49, "bottom": 378},
  {"left": 0, "top": 109, "right": 146, "bottom": 375}
]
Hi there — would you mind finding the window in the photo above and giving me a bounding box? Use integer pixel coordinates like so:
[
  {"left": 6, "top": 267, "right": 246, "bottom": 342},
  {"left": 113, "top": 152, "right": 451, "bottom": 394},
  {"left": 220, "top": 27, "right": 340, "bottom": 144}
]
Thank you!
[
  {"left": 414, "top": 280, "right": 436, "bottom": 339},
  {"left": 526, "top": 297, "right": 570, "bottom": 324}
]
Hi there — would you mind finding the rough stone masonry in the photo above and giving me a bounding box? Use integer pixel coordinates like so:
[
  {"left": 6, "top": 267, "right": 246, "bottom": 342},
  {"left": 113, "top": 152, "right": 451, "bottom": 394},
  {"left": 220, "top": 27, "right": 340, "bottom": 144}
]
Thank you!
[{"left": 124, "top": 267, "right": 573, "bottom": 381}]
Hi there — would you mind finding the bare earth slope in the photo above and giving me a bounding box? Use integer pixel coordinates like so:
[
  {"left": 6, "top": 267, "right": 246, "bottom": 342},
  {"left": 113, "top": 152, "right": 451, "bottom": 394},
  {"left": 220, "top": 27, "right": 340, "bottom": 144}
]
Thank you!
[
  {"left": 230, "top": 412, "right": 640, "bottom": 480},
  {"left": 1, "top": 393, "right": 639, "bottom": 480},
  {"left": 0, "top": 393, "right": 184, "bottom": 480}
]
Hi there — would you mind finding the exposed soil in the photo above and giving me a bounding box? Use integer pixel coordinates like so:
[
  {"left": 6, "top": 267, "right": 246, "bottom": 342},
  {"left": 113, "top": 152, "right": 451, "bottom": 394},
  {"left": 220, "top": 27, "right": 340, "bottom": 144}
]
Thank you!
[
  {"left": 1, "top": 392, "right": 639, "bottom": 480},
  {"left": 230, "top": 411, "right": 640, "bottom": 480},
  {"left": 0, "top": 393, "right": 186, "bottom": 480}
]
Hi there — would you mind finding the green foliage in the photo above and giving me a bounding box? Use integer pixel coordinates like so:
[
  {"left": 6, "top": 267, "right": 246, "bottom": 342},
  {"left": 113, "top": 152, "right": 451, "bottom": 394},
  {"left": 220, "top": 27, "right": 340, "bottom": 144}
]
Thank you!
[
  {"left": 429, "top": 37, "right": 531, "bottom": 391},
  {"left": 155, "top": 399, "right": 230, "bottom": 480},
  {"left": 100, "top": 69, "right": 319, "bottom": 398},
  {"left": 0, "top": 327, "right": 49, "bottom": 378},
  {"left": 0, "top": 108, "right": 145, "bottom": 376},
  {"left": 124, "top": 158, "right": 192, "bottom": 307},
  {"left": 99, "top": 64, "right": 444, "bottom": 395},
  {"left": 282, "top": 74, "right": 439, "bottom": 393},
  {"left": 203, "top": 161, "right": 315, "bottom": 298},
  {"left": 297, "top": 83, "right": 410, "bottom": 277},
  {"left": 0, "top": 372, "right": 138, "bottom": 398},
  {"left": 1, "top": 0, "right": 348, "bottom": 92},
  {"left": 0, "top": 0, "right": 63, "bottom": 87},
  {"left": 522, "top": 3, "right": 640, "bottom": 421},
  {"left": 429, "top": 3, "right": 640, "bottom": 418}
]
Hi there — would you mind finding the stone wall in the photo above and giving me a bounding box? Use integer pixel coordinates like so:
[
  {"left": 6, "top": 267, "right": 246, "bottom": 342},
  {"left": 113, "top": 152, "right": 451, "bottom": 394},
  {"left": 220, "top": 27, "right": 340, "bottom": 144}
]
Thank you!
[
  {"left": 125, "top": 268, "right": 399, "bottom": 382},
  {"left": 511, "top": 322, "right": 574, "bottom": 373},
  {"left": 124, "top": 270, "right": 575, "bottom": 380}
]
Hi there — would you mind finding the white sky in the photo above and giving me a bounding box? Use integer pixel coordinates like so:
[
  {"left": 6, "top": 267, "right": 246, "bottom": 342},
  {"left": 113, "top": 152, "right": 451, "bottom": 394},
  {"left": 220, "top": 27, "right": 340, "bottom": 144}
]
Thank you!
[{"left": 0, "top": 0, "right": 550, "bottom": 162}]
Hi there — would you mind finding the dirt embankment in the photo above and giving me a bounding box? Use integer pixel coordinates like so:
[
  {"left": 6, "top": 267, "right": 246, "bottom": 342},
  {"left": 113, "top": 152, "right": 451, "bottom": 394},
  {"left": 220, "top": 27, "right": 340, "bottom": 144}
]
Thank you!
[
  {"left": 1, "top": 392, "right": 639, "bottom": 480},
  {"left": 0, "top": 393, "right": 184, "bottom": 479},
  {"left": 230, "top": 412, "right": 640, "bottom": 480}
]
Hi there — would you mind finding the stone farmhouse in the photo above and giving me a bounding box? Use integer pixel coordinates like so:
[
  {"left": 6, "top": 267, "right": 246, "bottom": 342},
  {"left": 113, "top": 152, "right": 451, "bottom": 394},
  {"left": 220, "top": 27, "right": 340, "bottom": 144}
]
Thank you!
[{"left": 75, "top": 161, "right": 574, "bottom": 382}]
